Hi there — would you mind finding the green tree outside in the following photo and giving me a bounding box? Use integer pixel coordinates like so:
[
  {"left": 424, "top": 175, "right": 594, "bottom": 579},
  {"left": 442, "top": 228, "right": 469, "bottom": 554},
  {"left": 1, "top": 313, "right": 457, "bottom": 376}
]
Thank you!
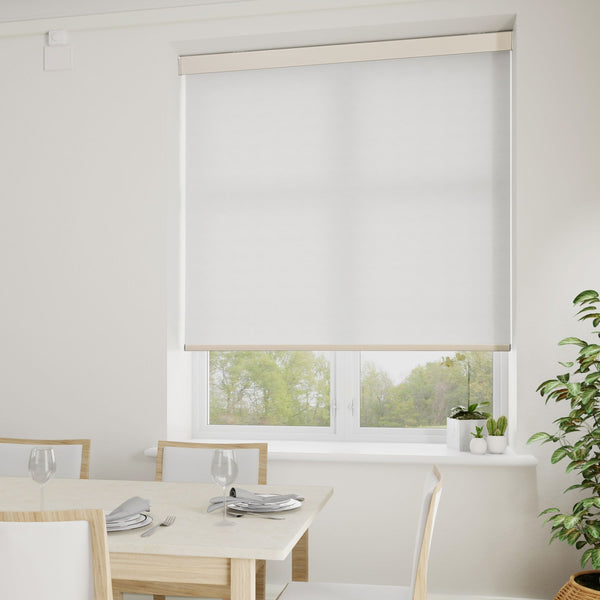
[{"left": 209, "top": 351, "right": 493, "bottom": 428}]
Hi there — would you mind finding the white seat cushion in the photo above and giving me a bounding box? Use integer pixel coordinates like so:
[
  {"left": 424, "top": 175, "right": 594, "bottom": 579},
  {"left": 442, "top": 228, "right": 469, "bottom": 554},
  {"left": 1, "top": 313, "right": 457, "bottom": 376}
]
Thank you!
[
  {"left": 0, "top": 521, "right": 94, "bottom": 600},
  {"left": 280, "top": 582, "right": 410, "bottom": 600},
  {"left": 161, "top": 446, "right": 261, "bottom": 484}
]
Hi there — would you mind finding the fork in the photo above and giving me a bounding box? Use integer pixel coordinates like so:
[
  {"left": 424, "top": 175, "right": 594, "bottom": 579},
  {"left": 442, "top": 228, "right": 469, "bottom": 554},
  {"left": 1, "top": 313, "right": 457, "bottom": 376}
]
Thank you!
[{"left": 141, "top": 514, "right": 176, "bottom": 537}]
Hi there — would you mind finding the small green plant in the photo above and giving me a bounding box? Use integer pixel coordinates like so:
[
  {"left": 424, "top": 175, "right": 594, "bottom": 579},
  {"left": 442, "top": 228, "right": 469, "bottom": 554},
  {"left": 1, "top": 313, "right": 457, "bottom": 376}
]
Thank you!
[
  {"left": 487, "top": 415, "right": 507, "bottom": 436},
  {"left": 471, "top": 425, "right": 485, "bottom": 439},
  {"left": 528, "top": 289, "right": 600, "bottom": 570},
  {"left": 448, "top": 402, "right": 491, "bottom": 420}
]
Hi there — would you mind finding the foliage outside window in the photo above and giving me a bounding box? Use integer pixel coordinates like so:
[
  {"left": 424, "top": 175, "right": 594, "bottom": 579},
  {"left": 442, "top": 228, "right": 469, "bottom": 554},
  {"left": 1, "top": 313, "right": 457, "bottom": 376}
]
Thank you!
[
  {"left": 209, "top": 351, "right": 331, "bottom": 427},
  {"left": 195, "top": 350, "right": 497, "bottom": 441}
]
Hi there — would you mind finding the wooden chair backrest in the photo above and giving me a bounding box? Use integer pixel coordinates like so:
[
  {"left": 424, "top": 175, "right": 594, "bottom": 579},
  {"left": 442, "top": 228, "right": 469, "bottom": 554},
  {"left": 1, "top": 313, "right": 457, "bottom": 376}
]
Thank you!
[
  {"left": 156, "top": 441, "right": 268, "bottom": 484},
  {"left": 0, "top": 437, "right": 91, "bottom": 479},
  {"left": 0, "top": 509, "right": 112, "bottom": 600},
  {"left": 410, "top": 465, "right": 443, "bottom": 600}
]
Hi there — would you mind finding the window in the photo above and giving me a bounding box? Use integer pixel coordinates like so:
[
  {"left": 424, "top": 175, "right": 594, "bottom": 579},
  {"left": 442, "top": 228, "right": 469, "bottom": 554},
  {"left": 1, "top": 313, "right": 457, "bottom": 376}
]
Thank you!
[
  {"left": 193, "top": 350, "right": 506, "bottom": 441},
  {"left": 183, "top": 33, "right": 512, "bottom": 442}
]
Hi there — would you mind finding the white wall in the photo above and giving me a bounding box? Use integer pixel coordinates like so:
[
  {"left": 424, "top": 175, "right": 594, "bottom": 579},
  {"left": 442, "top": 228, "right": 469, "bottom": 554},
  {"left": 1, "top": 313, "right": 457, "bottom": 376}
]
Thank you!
[{"left": 0, "top": 0, "right": 599, "bottom": 598}]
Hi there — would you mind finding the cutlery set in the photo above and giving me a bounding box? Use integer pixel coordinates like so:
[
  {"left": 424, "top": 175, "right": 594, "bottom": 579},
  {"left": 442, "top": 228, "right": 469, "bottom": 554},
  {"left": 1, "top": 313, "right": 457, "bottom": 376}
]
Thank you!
[{"left": 141, "top": 514, "right": 176, "bottom": 537}]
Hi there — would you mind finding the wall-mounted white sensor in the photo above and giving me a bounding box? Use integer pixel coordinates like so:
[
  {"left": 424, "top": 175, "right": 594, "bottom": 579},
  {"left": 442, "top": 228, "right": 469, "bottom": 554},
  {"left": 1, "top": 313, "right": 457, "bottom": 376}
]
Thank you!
[
  {"left": 45, "top": 30, "right": 72, "bottom": 70},
  {"left": 48, "top": 30, "right": 68, "bottom": 46}
]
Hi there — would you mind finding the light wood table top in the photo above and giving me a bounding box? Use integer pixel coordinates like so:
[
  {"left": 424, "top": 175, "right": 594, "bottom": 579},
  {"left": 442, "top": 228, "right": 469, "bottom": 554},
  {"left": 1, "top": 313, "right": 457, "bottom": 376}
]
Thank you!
[{"left": 0, "top": 477, "right": 333, "bottom": 600}]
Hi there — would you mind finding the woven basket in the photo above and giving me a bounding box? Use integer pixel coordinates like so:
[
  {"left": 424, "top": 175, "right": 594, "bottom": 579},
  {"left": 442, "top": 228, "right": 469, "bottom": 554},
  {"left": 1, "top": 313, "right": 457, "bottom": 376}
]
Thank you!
[{"left": 555, "top": 572, "right": 600, "bottom": 600}]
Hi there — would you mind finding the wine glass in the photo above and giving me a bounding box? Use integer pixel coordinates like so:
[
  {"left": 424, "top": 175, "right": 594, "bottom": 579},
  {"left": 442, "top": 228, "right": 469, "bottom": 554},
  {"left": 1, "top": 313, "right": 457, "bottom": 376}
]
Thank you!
[
  {"left": 28, "top": 447, "right": 56, "bottom": 510},
  {"left": 210, "top": 449, "right": 238, "bottom": 526}
]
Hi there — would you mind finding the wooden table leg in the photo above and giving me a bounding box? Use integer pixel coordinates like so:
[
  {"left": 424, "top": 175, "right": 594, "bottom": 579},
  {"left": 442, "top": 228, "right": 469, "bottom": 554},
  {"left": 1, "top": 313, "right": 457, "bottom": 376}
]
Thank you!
[
  {"left": 292, "top": 530, "right": 308, "bottom": 582},
  {"left": 231, "top": 558, "right": 256, "bottom": 600},
  {"left": 256, "top": 559, "right": 266, "bottom": 600}
]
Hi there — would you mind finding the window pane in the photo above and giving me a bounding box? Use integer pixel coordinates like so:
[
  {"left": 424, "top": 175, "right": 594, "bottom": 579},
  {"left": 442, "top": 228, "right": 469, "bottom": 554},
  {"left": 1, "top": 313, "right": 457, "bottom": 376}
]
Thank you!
[
  {"left": 360, "top": 351, "right": 493, "bottom": 428},
  {"left": 209, "top": 351, "right": 331, "bottom": 426}
]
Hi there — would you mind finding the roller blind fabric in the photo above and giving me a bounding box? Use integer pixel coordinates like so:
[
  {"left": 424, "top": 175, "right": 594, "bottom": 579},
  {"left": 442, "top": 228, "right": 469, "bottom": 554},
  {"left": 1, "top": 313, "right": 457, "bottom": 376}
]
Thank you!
[{"left": 184, "top": 47, "right": 510, "bottom": 349}]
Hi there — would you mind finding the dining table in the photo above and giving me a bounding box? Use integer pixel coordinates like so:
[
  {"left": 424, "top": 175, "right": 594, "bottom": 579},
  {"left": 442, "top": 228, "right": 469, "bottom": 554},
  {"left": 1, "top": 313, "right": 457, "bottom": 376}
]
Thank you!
[{"left": 0, "top": 476, "right": 333, "bottom": 600}]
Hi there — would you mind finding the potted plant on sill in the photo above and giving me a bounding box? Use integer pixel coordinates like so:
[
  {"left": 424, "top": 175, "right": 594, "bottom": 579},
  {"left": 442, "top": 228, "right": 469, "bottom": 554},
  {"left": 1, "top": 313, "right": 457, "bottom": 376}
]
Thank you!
[
  {"left": 443, "top": 353, "right": 491, "bottom": 452},
  {"left": 469, "top": 425, "right": 487, "bottom": 455},
  {"left": 528, "top": 289, "right": 600, "bottom": 598},
  {"left": 486, "top": 415, "right": 508, "bottom": 454}
]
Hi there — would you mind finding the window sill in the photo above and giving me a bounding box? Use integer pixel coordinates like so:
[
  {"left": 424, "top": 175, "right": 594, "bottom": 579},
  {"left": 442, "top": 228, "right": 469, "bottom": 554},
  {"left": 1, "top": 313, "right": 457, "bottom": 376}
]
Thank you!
[
  {"left": 266, "top": 441, "right": 537, "bottom": 466},
  {"left": 145, "top": 442, "right": 537, "bottom": 466}
]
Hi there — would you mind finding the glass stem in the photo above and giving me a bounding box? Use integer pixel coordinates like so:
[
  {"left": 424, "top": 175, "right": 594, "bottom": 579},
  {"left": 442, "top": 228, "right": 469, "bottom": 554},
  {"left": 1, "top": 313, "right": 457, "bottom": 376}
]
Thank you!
[
  {"left": 222, "top": 486, "right": 227, "bottom": 522},
  {"left": 40, "top": 484, "right": 44, "bottom": 511}
]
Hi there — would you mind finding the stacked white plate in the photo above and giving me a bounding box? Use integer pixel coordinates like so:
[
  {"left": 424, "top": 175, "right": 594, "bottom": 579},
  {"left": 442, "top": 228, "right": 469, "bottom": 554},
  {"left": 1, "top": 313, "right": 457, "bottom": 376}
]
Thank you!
[
  {"left": 228, "top": 496, "right": 302, "bottom": 514},
  {"left": 106, "top": 512, "right": 152, "bottom": 532},
  {"left": 209, "top": 489, "right": 304, "bottom": 515},
  {"left": 105, "top": 496, "right": 152, "bottom": 532}
]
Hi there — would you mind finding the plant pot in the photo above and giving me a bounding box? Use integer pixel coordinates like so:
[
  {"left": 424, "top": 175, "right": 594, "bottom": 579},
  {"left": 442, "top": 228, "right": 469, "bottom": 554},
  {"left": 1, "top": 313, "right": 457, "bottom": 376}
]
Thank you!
[
  {"left": 555, "top": 571, "right": 600, "bottom": 599},
  {"left": 487, "top": 435, "right": 508, "bottom": 454},
  {"left": 469, "top": 437, "right": 487, "bottom": 455},
  {"left": 446, "top": 417, "right": 487, "bottom": 452}
]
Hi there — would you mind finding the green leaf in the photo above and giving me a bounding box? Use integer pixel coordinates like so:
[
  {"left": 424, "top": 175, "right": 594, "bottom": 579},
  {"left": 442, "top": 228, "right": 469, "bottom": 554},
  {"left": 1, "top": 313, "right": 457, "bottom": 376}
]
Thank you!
[
  {"left": 537, "top": 380, "right": 565, "bottom": 396},
  {"left": 527, "top": 431, "right": 552, "bottom": 445},
  {"left": 551, "top": 447, "right": 569, "bottom": 463},
  {"left": 539, "top": 507, "right": 560, "bottom": 517},
  {"left": 586, "top": 525, "right": 600, "bottom": 539},
  {"left": 582, "top": 388, "right": 598, "bottom": 406},
  {"left": 580, "top": 345, "right": 600, "bottom": 358},
  {"left": 577, "top": 306, "right": 599, "bottom": 315},
  {"left": 559, "top": 361, "right": 575, "bottom": 368},
  {"left": 582, "top": 548, "right": 594, "bottom": 567},
  {"left": 567, "top": 530, "right": 581, "bottom": 545},
  {"left": 585, "top": 372, "right": 600, "bottom": 384},
  {"left": 566, "top": 460, "right": 585, "bottom": 473},
  {"left": 564, "top": 515, "right": 580, "bottom": 529},
  {"left": 559, "top": 337, "right": 587, "bottom": 347},
  {"left": 565, "top": 483, "right": 584, "bottom": 493},
  {"left": 574, "top": 290, "right": 599, "bottom": 305},
  {"left": 592, "top": 549, "right": 600, "bottom": 569},
  {"left": 549, "top": 531, "right": 562, "bottom": 545},
  {"left": 580, "top": 459, "right": 598, "bottom": 472}
]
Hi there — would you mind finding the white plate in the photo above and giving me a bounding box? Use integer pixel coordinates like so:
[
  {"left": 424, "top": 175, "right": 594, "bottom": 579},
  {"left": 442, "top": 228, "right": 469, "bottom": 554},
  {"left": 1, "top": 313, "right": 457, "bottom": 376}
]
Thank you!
[
  {"left": 107, "top": 513, "right": 153, "bottom": 532},
  {"left": 228, "top": 499, "right": 302, "bottom": 513}
]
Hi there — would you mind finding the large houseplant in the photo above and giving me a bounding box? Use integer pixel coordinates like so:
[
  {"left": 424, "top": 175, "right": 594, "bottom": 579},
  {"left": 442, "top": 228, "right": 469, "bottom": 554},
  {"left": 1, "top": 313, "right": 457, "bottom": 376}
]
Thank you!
[{"left": 528, "top": 289, "right": 600, "bottom": 596}]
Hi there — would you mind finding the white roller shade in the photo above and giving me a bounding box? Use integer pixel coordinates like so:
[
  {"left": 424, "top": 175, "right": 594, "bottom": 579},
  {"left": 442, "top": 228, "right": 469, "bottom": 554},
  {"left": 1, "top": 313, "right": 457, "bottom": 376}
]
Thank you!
[{"left": 184, "top": 37, "right": 511, "bottom": 350}]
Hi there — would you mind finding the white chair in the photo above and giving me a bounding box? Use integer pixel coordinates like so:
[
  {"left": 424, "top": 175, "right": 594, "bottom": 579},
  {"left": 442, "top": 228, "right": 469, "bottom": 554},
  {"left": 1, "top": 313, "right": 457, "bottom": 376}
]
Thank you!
[
  {"left": 156, "top": 440, "right": 268, "bottom": 484},
  {"left": 277, "top": 465, "right": 443, "bottom": 600},
  {"left": 0, "top": 437, "right": 91, "bottom": 478},
  {"left": 0, "top": 509, "right": 112, "bottom": 600},
  {"left": 114, "top": 441, "right": 268, "bottom": 600}
]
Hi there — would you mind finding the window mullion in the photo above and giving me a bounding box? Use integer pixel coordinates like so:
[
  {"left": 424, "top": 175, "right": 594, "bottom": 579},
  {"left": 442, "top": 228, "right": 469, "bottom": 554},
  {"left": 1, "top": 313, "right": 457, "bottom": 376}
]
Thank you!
[{"left": 332, "top": 352, "right": 358, "bottom": 441}]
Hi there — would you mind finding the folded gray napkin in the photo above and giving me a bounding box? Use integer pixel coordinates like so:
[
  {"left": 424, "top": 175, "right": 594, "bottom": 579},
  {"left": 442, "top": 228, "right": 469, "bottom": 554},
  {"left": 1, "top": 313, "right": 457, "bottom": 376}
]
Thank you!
[
  {"left": 106, "top": 496, "right": 150, "bottom": 523},
  {"left": 207, "top": 488, "right": 304, "bottom": 513}
]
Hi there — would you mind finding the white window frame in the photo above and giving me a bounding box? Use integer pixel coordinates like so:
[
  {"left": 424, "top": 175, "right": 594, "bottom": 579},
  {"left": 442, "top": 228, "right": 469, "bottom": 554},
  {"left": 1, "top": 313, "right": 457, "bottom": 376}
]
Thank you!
[{"left": 192, "top": 351, "right": 508, "bottom": 443}]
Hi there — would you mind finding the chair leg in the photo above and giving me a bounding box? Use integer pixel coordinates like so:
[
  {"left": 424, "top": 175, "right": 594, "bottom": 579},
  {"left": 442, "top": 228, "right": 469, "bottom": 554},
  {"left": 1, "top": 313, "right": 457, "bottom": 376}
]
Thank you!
[
  {"left": 112, "top": 587, "right": 123, "bottom": 600},
  {"left": 256, "top": 559, "right": 266, "bottom": 600}
]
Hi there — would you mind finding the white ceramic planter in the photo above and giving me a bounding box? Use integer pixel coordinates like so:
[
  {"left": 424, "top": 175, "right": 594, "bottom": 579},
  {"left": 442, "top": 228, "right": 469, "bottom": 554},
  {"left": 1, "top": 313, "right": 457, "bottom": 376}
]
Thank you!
[
  {"left": 446, "top": 417, "right": 488, "bottom": 452},
  {"left": 469, "top": 437, "right": 487, "bottom": 455},
  {"left": 487, "top": 435, "right": 508, "bottom": 454}
]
